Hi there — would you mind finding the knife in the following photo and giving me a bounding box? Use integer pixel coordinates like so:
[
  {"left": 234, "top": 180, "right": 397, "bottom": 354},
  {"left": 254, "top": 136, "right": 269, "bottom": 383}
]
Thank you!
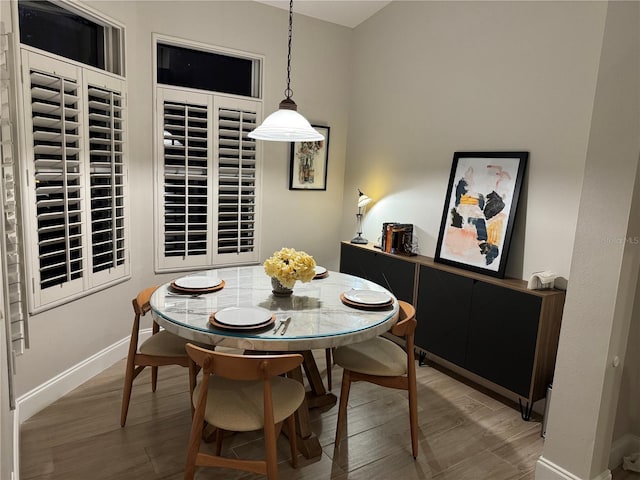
[{"left": 279, "top": 316, "right": 292, "bottom": 335}]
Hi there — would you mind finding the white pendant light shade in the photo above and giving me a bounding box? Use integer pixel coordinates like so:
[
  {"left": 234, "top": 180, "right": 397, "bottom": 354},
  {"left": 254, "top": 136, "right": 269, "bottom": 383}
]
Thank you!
[
  {"left": 249, "top": 0, "right": 324, "bottom": 143},
  {"left": 248, "top": 103, "right": 324, "bottom": 141}
]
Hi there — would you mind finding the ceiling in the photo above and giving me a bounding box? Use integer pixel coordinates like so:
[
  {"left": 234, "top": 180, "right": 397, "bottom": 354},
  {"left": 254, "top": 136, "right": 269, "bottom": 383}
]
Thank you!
[{"left": 255, "top": 1, "right": 392, "bottom": 28}]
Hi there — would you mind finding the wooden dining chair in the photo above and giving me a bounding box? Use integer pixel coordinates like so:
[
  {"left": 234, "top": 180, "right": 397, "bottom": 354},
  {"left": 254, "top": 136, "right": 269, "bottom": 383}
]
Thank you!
[
  {"left": 120, "top": 285, "right": 197, "bottom": 427},
  {"left": 333, "top": 300, "right": 419, "bottom": 458},
  {"left": 184, "top": 344, "right": 306, "bottom": 480}
]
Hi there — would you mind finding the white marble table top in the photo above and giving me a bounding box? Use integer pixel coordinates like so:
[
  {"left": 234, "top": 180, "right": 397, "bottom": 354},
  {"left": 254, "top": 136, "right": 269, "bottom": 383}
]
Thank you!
[{"left": 150, "top": 265, "right": 399, "bottom": 351}]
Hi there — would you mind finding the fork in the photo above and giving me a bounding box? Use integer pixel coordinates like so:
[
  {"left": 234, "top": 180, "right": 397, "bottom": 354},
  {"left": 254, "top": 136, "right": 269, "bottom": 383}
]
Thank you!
[
  {"left": 166, "top": 291, "right": 204, "bottom": 299},
  {"left": 272, "top": 319, "right": 286, "bottom": 334},
  {"left": 279, "top": 317, "right": 292, "bottom": 335}
]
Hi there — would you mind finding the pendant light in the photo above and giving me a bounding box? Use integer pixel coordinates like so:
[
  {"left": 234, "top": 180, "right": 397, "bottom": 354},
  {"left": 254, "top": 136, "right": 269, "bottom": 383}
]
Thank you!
[{"left": 249, "top": 0, "right": 324, "bottom": 142}]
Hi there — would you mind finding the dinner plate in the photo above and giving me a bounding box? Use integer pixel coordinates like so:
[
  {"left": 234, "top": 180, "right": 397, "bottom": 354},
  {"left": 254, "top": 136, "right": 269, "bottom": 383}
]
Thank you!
[
  {"left": 209, "top": 313, "right": 275, "bottom": 331},
  {"left": 214, "top": 306, "right": 273, "bottom": 327},
  {"left": 174, "top": 276, "right": 222, "bottom": 290},
  {"left": 314, "top": 265, "right": 327, "bottom": 276},
  {"left": 343, "top": 289, "right": 391, "bottom": 305},
  {"left": 340, "top": 293, "right": 393, "bottom": 310}
]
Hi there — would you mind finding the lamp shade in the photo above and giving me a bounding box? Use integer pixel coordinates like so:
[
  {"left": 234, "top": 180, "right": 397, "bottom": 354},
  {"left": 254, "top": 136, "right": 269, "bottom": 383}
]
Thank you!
[
  {"left": 248, "top": 0, "right": 323, "bottom": 143},
  {"left": 357, "top": 190, "right": 372, "bottom": 208},
  {"left": 248, "top": 107, "right": 324, "bottom": 142}
]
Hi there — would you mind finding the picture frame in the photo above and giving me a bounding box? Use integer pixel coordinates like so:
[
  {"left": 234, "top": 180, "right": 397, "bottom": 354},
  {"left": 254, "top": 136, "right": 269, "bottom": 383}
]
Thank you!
[
  {"left": 434, "top": 151, "right": 528, "bottom": 278},
  {"left": 289, "top": 125, "right": 330, "bottom": 190}
]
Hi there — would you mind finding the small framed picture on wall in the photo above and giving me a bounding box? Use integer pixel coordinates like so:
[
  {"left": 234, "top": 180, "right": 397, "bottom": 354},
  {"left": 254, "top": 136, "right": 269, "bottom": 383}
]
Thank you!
[{"left": 289, "top": 125, "right": 330, "bottom": 191}]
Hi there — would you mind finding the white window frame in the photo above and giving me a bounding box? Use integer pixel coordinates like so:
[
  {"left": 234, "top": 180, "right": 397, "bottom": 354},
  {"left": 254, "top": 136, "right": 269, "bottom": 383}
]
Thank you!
[
  {"left": 16, "top": 0, "right": 126, "bottom": 76},
  {"left": 14, "top": 1, "right": 129, "bottom": 313},
  {"left": 153, "top": 34, "right": 263, "bottom": 273}
]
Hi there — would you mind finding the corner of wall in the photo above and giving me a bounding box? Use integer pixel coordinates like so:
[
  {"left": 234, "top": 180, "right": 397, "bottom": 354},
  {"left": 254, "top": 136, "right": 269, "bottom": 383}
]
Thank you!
[{"left": 609, "top": 433, "right": 640, "bottom": 472}]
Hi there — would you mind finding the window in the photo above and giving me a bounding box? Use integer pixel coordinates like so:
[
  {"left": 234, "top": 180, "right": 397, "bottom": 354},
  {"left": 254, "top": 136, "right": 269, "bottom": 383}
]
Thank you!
[
  {"left": 18, "top": 0, "right": 123, "bottom": 75},
  {"left": 154, "top": 37, "right": 262, "bottom": 272},
  {"left": 17, "top": 3, "right": 128, "bottom": 312},
  {"left": 157, "top": 43, "right": 258, "bottom": 98},
  {"left": 19, "top": 0, "right": 105, "bottom": 70}
]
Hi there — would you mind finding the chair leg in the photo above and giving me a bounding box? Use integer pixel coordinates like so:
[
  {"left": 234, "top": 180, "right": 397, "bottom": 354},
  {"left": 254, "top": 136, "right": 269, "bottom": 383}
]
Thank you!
[
  {"left": 334, "top": 369, "right": 352, "bottom": 448},
  {"left": 325, "top": 348, "right": 333, "bottom": 391},
  {"left": 264, "top": 423, "right": 279, "bottom": 480},
  {"left": 287, "top": 414, "right": 298, "bottom": 468},
  {"left": 120, "top": 355, "right": 136, "bottom": 427},
  {"left": 408, "top": 376, "right": 419, "bottom": 459},
  {"left": 151, "top": 366, "right": 158, "bottom": 392},
  {"left": 184, "top": 406, "right": 205, "bottom": 480},
  {"left": 215, "top": 428, "right": 225, "bottom": 456}
]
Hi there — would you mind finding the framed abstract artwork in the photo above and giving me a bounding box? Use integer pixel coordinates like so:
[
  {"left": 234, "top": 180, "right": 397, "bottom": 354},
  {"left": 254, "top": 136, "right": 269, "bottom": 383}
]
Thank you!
[
  {"left": 434, "top": 151, "right": 528, "bottom": 278},
  {"left": 289, "top": 125, "right": 330, "bottom": 190}
]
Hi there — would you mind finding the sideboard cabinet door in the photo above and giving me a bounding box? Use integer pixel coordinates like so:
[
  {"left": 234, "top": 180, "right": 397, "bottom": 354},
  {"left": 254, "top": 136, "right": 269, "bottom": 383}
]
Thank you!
[
  {"left": 465, "top": 281, "right": 542, "bottom": 398},
  {"left": 416, "top": 266, "right": 472, "bottom": 367}
]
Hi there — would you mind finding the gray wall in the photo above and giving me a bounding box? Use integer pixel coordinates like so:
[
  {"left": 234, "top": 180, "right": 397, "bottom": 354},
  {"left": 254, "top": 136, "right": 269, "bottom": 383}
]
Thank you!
[
  {"left": 341, "top": 1, "right": 639, "bottom": 478},
  {"left": 540, "top": 1, "right": 640, "bottom": 477},
  {"left": 341, "top": 0, "right": 606, "bottom": 282}
]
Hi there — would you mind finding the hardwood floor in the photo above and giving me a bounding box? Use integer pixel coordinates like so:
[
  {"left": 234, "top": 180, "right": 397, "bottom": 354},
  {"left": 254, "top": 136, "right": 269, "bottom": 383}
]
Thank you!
[
  {"left": 18, "top": 354, "right": 629, "bottom": 480},
  {"left": 613, "top": 468, "right": 640, "bottom": 480}
]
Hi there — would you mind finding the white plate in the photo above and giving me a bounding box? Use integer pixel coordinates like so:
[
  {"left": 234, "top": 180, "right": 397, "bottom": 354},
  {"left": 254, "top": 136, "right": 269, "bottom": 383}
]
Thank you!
[
  {"left": 215, "top": 306, "right": 273, "bottom": 327},
  {"left": 314, "top": 265, "right": 327, "bottom": 275},
  {"left": 344, "top": 289, "right": 391, "bottom": 305},
  {"left": 174, "top": 276, "right": 222, "bottom": 290}
]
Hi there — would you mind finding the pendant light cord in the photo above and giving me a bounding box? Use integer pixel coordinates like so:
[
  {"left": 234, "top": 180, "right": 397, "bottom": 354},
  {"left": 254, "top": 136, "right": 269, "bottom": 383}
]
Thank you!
[{"left": 285, "top": 0, "right": 293, "bottom": 100}]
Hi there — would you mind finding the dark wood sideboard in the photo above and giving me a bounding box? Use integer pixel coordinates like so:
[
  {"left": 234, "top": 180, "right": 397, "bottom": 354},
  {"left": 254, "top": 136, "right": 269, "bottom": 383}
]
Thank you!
[{"left": 339, "top": 241, "right": 566, "bottom": 419}]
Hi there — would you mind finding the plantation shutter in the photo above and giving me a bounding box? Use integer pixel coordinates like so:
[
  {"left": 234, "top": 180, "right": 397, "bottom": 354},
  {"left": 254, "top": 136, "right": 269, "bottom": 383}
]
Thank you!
[
  {"left": 156, "top": 89, "right": 213, "bottom": 270},
  {"left": 22, "top": 51, "right": 86, "bottom": 308},
  {"left": 20, "top": 50, "right": 129, "bottom": 311},
  {"left": 1, "top": 31, "right": 28, "bottom": 356},
  {"left": 85, "top": 71, "right": 128, "bottom": 286},
  {"left": 213, "top": 97, "right": 260, "bottom": 265},
  {"left": 155, "top": 90, "right": 261, "bottom": 271}
]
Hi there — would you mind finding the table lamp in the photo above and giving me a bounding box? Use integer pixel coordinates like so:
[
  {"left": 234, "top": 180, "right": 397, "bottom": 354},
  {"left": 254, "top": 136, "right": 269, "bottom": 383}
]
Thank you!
[{"left": 351, "top": 189, "right": 372, "bottom": 244}]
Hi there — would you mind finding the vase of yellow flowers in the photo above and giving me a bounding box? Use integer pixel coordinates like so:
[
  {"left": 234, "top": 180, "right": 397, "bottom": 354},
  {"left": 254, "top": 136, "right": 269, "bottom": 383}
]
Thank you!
[{"left": 264, "top": 247, "right": 316, "bottom": 296}]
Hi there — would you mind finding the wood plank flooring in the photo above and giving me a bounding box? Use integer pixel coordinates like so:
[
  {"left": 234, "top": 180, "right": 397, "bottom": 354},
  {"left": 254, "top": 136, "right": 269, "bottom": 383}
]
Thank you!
[{"left": 18, "top": 354, "right": 632, "bottom": 480}]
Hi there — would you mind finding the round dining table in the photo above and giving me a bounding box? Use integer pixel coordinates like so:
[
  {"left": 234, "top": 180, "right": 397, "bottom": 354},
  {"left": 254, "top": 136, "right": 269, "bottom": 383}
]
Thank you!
[{"left": 149, "top": 264, "right": 399, "bottom": 458}]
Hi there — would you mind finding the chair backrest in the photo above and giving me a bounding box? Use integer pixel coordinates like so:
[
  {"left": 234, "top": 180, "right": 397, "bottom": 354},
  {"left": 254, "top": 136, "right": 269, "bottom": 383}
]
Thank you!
[
  {"left": 185, "top": 343, "right": 303, "bottom": 381},
  {"left": 389, "top": 300, "right": 417, "bottom": 339},
  {"left": 133, "top": 285, "right": 159, "bottom": 317}
]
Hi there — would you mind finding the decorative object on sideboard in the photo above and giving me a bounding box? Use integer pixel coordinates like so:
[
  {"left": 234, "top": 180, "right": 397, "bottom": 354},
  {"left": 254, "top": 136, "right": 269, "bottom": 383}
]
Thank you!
[
  {"left": 289, "top": 125, "right": 330, "bottom": 190},
  {"left": 381, "top": 222, "right": 416, "bottom": 256},
  {"left": 248, "top": 0, "right": 324, "bottom": 142},
  {"left": 434, "top": 151, "right": 528, "bottom": 278},
  {"left": 527, "top": 271, "right": 558, "bottom": 290},
  {"left": 350, "top": 189, "right": 372, "bottom": 244}
]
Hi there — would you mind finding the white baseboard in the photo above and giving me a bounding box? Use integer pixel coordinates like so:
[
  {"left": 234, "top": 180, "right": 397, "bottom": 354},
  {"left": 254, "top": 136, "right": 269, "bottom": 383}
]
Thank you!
[
  {"left": 536, "top": 455, "right": 612, "bottom": 480},
  {"left": 12, "top": 329, "right": 151, "bottom": 480}
]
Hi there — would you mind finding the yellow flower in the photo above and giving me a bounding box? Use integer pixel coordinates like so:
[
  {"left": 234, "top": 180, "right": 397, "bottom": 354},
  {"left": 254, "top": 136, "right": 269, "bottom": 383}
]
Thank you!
[{"left": 263, "top": 247, "right": 316, "bottom": 288}]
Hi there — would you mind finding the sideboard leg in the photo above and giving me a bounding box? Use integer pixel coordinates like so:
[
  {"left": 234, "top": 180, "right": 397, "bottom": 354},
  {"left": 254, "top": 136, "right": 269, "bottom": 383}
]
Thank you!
[
  {"left": 519, "top": 398, "right": 533, "bottom": 421},
  {"left": 418, "top": 350, "right": 427, "bottom": 366}
]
